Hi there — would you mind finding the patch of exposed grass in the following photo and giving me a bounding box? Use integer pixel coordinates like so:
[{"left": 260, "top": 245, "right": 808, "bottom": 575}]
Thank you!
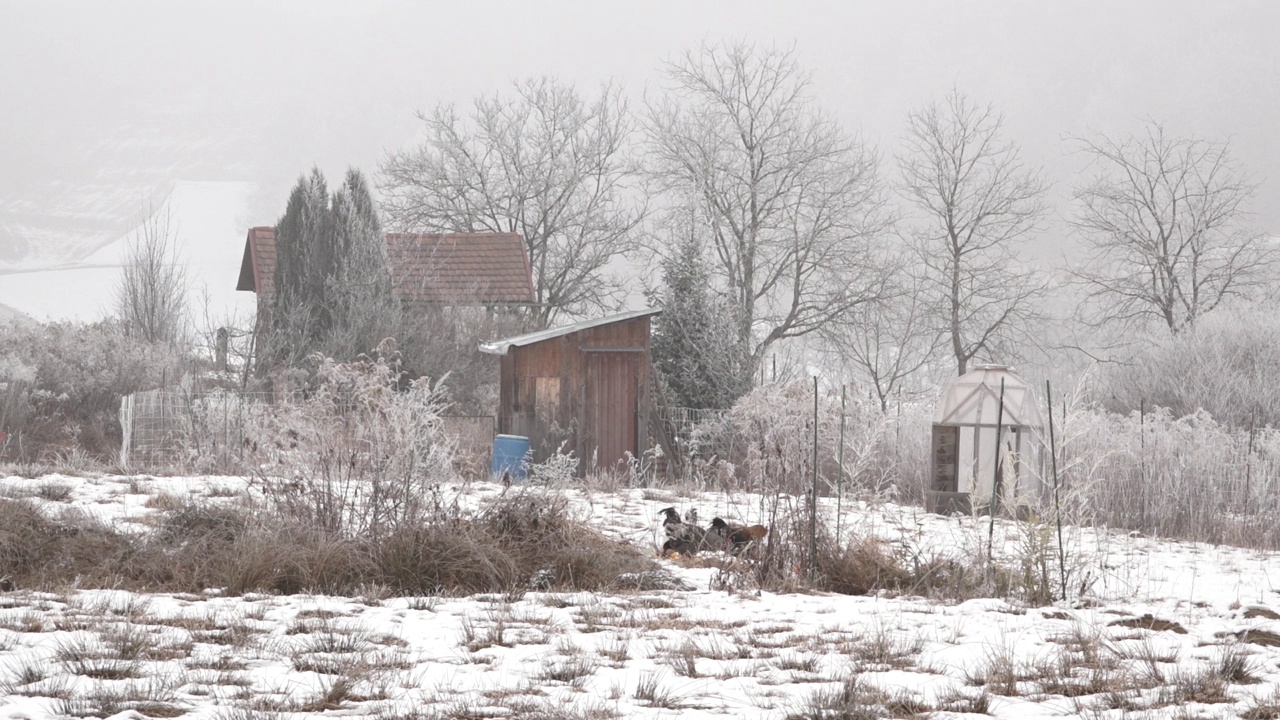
[
  {"left": 634, "top": 671, "right": 680, "bottom": 708},
  {"left": 844, "top": 625, "right": 925, "bottom": 670},
  {"left": 789, "top": 674, "right": 928, "bottom": 719},
  {"left": 35, "top": 482, "right": 73, "bottom": 502},
  {"left": 538, "top": 654, "right": 600, "bottom": 685}
]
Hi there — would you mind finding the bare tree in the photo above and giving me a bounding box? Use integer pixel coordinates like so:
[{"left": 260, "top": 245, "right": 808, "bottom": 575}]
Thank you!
[
  {"left": 380, "top": 78, "right": 642, "bottom": 327},
  {"left": 821, "top": 257, "right": 945, "bottom": 411},
  {"left": 644, "top": 42, "right": 893, "bottom": 376},
  {"left": 115, "top": 204, "right": 189, "bottom": 344},
  {"left": 899, "top": 89, "right": 1048, "bottom": 376},
  {"left": 1070, "top": 122, "right": 1275, "bottom": 335}
]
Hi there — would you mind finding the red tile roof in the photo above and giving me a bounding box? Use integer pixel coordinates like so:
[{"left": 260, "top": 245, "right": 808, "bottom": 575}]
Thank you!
[
  {"left": 386, "top": 232, "right": 536, "bottom": 307},
  {"left": 235, "top": 227, "right": 277, "bottom": 295},
  {"left": 236, "top": 228, "right": 536, "bottom": 307}
]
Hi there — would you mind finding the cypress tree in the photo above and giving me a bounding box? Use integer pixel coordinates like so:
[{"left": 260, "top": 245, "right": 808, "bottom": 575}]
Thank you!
[
  {"left": 651, "top": 234, "right": 752, "bottom": 410},
  {"left": 267, "top": 167, "right": 394, "bottom": 367}
]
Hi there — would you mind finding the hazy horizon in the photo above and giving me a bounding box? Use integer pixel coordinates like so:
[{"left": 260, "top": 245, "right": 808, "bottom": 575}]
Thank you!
[{"left": 3, "top": 1, "right": 1279, "bottom": 317}]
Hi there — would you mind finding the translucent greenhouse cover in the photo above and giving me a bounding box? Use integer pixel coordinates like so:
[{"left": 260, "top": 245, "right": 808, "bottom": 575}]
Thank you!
[{"left": 933, "top": 365, "right": 1043, "bottom": 428}]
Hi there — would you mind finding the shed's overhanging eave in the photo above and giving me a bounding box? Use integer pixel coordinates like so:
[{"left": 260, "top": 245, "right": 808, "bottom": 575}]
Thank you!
[{"left": 479, "top": 308, "right": 661, "bottom": 355}]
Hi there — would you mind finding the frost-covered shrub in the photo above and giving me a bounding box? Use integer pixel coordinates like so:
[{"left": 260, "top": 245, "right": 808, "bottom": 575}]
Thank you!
[
  {"left": 684, "top": 381, "right": 930, "bottom": 501},
  {"left": 528, "top": 444, "right": 579, "bottom": 486},
  {"left": 0, "top": 320, "right": 189, "bottom": 461},
  {"left": 248, "top": 353, "right": 459, "bottom": 539},
  {"left": 687, "top": 382, "right": 836, "bottom": 496},
  {"left": 157, "top": 388, "right": 278, "bottom": 474},
  {"left": 1101, "top": 309, "right": 1280, "bottom": 429},
  {"left": 1054, "top": 400, "right": 1280, "bottom": 548}
]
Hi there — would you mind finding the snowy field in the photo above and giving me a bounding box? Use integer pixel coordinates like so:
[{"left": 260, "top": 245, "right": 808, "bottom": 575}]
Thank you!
[{"left": 4, "top": 474, "right": 1280, "bottom": 719}]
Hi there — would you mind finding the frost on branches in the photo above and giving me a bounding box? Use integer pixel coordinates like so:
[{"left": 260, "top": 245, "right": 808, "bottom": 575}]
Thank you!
[{"left": 248, "top": 353, "right": 458, "bottom": 539}]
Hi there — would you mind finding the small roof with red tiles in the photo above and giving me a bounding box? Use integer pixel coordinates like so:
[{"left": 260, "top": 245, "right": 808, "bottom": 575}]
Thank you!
[
  {"left": 386, "top": 232, "right": 536, "bottom": 307},
  {"left": 236, "top": 227, "right": 277, "bottom": 296},
  {"left": 236, "top": 228, "right": 536, "bottom": 307}
]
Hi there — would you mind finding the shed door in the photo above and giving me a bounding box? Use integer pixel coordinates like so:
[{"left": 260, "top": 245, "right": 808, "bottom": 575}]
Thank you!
[{"left": 585, "top": 352, "right": 638, "bottom": 471}]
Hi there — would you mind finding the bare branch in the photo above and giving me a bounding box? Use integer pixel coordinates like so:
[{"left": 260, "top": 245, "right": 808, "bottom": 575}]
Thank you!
[
  {"left": 1068, "top": 121, "right": 1276, "bottom": 335},
  {"left": 820, "top": 253, "right": 946, "bottom": 411},
  {"left": 644, "top": 41, "right": 894, "bottom": 374},
  {"left": 380, "top": 78, "right": 643, "bottom": 326},
  {"left": 897, "top": 89, "right": 1048, "bottom": 375},
  {"left": 115, "top": 203, "right": 189, "bottom": 345}
]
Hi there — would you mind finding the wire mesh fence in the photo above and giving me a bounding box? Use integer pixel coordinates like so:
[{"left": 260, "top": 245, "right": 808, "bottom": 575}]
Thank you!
[
  {"left": 119, "top": 389, "right": 280, "bottom": 469},
  {"left": 120, "top": 389, "right": 497, "bottom": 474},
  {"left": 655, "top": 405, "right": 732, "bottom": 462}
]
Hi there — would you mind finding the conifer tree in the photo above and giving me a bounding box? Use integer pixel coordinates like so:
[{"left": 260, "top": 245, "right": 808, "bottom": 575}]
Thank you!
[
  {"left": 650, "top": 233, "right": 751, "bottom": 410},
  {"left": 266, "top": 167, "right": 394, "bottom": 367}
]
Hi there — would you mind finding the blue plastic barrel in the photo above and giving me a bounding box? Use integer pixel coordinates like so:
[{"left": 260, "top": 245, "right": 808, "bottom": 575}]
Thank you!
[{"left": 491, "top": 434, "right": 531, "bottom": 483}]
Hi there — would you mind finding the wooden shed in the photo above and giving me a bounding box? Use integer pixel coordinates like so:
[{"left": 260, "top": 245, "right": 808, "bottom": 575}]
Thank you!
[{"left": 480, "top": 309, "right": 660, "bottom": 473}]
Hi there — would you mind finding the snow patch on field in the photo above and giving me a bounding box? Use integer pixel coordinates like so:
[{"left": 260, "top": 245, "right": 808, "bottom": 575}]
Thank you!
[{"left": 2, "top": 474, "right": 1280, "bottom": 718}]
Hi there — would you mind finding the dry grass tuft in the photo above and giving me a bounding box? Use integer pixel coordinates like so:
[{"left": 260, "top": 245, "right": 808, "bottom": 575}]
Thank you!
[
  {"left": 634, "top": 671, "right": 680, "bottom": 708},
  {"left": 845, "top": 625, "right": 925, "bottom": 670},
  {"left": 722, "top": 506, "right": 1059, "bottom": 603},
  {"left": 0, "top": 482, "right": 659, "bottom": 597},
  {"left": 1243, "top": 686, "right": 1280, "bottom": 720},
  {"left": 789, "top": 674, "right": 928, "bottom": 719},
  {"left": 538, "top": 654, "right": 600, "bottom": 685},
  {"left": 34, "top": 482, "right": 73, "bottom": 502},
  {"left": 1107, "top": 614, "right": 1187, "bottom": 634}
]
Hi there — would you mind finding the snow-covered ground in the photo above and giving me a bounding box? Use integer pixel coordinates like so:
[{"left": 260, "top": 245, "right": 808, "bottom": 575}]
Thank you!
[{"left": 4, "top": 473, "right": 1280, "bottom": 719}]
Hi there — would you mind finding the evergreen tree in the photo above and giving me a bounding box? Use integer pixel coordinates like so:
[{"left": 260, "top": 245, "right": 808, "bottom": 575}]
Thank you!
[
  {"left": 267, "top": 167, "right": 395, "bottom": 367},
  {"left": 326, "top": 169, "right": 395, "bottom": 359},
  {"left": 273, "top": 169, "right": 332, "bottom": 349},
  {"left": 650, "top": 234, "right": 752, "bottom": 410}
]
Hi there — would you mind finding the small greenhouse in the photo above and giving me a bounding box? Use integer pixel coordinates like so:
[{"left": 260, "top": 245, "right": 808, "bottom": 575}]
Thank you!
[{"left": 928, "top": 365, "right": 1045, "bottom": 515}]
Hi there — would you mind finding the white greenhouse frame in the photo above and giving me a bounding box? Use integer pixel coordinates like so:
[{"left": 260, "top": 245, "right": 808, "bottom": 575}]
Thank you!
[{"left": 928, "top": 365, "right": 1045, "bottom": 515}]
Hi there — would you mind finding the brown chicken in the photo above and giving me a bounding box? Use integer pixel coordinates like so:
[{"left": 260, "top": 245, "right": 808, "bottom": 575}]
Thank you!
[{"left": 708, "top": 517, "right": 768, "bottom": 554}]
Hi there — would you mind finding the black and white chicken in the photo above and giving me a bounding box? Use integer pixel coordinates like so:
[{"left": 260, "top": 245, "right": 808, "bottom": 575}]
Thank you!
[{"left": 659, "top": 506, "right": 705, "bottom": 556}]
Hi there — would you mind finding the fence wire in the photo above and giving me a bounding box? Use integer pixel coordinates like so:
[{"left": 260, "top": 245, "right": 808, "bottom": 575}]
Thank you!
[
  {"left": 120, "top": 389, "right": 495, "bottom": 473},
  {"left": 119, "top": 389, "right": 280, "bottom": 469}
]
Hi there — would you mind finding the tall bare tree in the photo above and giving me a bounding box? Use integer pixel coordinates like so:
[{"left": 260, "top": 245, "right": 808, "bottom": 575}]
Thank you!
[
  {"left": 1070, "top": 122, "right": 1275, "bottom": 335},
  {"left": 115, "top": 204, "right": 188, "bottom": 344},
  {"left": 821, "top": 257, "right": 944, "bottom": 411},
  {"left": 380, "top": 78, "right": 641, "bottom": 326},
  {"left": 644, "top": 42, "right": 893, "bottom": 376},
  {"left": 899, "top": 89, "right": 1048, "bottom": 376}
]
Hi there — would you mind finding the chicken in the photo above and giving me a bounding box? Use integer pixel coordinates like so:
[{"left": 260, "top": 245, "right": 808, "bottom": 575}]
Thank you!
[
  {"left": 707, "top": 517, "right": 768, "bottom": 554},
  {"left": 659, "top": 506, "right": 706, "bottom": 556}
]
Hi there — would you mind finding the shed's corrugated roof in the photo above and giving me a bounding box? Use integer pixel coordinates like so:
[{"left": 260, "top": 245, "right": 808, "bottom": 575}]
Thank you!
[{"left": 479, "top": 308, "right": 661, "bottom": 355}]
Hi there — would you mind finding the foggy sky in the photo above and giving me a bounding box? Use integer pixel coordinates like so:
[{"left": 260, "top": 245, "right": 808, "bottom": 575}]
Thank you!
[{"left": 3, "top": 1, "right": 1279, "bottom": 272}]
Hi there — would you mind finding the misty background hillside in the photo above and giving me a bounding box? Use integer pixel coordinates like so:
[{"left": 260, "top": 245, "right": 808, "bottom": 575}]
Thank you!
[{"left": 3, "top": 1, "right": 1279, "bottom": 322}]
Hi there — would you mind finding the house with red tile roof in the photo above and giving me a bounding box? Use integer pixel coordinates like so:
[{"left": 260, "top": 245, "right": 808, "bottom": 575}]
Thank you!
[{"left": 236, "top": 227, "right": 537, "bottom": 315}]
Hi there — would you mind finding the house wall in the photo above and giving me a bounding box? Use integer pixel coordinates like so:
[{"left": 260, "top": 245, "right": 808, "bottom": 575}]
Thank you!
[{"left": 498, "top": 316, "right": 652, "bottom": 473}]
